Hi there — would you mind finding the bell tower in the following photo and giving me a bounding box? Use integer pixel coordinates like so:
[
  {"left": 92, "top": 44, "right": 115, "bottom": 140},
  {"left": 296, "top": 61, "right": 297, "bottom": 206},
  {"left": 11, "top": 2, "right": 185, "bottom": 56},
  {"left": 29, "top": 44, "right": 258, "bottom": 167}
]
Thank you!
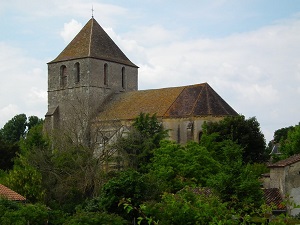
[{"left": 45, "top": 18, "right": 138, "bottom": 138}]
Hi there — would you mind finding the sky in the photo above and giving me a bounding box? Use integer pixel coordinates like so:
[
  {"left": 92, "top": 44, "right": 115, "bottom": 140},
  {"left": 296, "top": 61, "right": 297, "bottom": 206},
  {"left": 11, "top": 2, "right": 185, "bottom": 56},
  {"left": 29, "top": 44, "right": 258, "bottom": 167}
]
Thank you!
[{"left": 1, "top": 0, "right": 300, "bottom": 142}]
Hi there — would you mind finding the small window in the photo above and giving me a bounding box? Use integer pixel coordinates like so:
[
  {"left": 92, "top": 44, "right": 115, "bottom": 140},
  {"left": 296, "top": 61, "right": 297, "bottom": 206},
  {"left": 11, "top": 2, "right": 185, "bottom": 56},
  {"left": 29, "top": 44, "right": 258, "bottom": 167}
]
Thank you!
[
  {"left": 121, "top": 67, "right": 125, "bottom": 89},
  {"left": 60, "top": 65, "right": 67, "bottom": 88},
  {"left": 187, "top": 121, "right": 194, "bottom": 141},
  {"left": 177, "top": 125, "right": 181, "bottom": 143},
  {"left": 198, "top": 131, "right": 203, "bottom": 142},
  {"left": 74, "top": 62, "right": 80, "bottom": 83},
  {"left": 104, "top": 63, "right": 108, "bottom": 86}
]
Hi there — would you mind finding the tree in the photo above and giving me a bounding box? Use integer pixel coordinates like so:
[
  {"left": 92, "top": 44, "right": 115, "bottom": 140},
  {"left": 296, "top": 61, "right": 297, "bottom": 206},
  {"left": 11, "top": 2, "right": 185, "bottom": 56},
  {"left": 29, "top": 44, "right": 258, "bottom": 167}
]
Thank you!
[
  {"left": 0, "top": 139, "right": 19, "bottom": 170},
  {"left": 0, "top": 114, "right": 27, "bottom": 144},
  {"left": 273, "top": 126, "right": 294, "bottom": 144},
  {"left": 207, "top": 140, "right": 263, "bottom": 211},
  {"left": 202, "top": 115, "right": 267, "bottom": 163},
  {"left": 96, "top": 169, "right": 160, "bottom": 218},
  {"left": 280, "top": 124, "right": 300, "bottom": 157},
  {"left": 148, "top": 140, "right": 220, "bottom": 192},
  {"left": 142, "top": 188, "right": 239, "bottom": 225},
  {"left": 113, "top": 113, "right": 168, "bottom": 171},
  {"left": 0, "top": 114, "right": 43, "bottom": 170}
]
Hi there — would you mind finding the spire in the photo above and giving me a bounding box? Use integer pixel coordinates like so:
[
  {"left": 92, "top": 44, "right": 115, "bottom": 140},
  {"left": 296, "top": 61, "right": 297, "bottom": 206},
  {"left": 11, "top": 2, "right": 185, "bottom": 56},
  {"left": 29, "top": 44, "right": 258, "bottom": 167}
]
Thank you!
[{"left": 49, "top": 18, "right": 137, "bottom": 67}]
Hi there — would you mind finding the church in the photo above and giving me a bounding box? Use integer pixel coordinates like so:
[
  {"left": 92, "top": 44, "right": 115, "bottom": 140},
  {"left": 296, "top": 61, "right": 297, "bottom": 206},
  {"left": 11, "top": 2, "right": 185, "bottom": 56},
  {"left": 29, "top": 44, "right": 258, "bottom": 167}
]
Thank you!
[{"left": 45, "top": 17, "right": 238, "bottom": 146}]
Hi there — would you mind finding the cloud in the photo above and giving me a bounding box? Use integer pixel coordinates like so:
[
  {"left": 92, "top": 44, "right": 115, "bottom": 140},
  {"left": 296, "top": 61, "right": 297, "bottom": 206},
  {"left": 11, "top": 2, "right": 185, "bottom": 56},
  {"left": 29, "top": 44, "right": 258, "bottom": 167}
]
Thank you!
[
  {"left": 60, "top": 19, "right": 83, "bottom": 43},
  {"left": 115, "top": 15, "right": 300, "bottom": 141},
  {"left": 0, "top": 42, "right": 47, "bottom": 128}
]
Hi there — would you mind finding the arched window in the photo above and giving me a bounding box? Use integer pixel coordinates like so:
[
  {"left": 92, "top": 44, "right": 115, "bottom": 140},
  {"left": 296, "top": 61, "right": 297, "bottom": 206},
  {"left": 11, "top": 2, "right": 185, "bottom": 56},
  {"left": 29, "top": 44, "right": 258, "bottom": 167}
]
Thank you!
[
  {"left": 60, "top": 65, "right": 67, "bottom": 88},
  {"left": 74, "top": 62, "right": 80, "bottom": 83},
  {"left": 121, "top": 67, "right": 125, "bottom": 89},
  {"left": 187, "top": 121, "right": 194, "bottom": 141},
  {"left": 198, "top": 131, "right": 203, "bottom": 143},
  {"left": 177, "top": 125, "right": 181, "bottom": 143},
  {"left": 104, "top": 63, "right": 108, "bottom": 86}
]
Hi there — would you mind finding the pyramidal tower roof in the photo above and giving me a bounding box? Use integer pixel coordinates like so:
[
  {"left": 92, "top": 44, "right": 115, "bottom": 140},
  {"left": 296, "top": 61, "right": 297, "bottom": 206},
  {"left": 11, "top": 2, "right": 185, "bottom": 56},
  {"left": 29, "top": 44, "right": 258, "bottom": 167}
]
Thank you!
[{"left": 49, "top": 18, "right": 137, "bottom": 67}]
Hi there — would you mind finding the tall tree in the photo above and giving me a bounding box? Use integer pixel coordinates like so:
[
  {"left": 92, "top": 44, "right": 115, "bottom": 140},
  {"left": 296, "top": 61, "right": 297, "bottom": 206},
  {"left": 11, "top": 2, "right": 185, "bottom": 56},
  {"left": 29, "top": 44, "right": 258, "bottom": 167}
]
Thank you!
[
  {"left": 113, "top": 113, "right": 168, "bottom": 171},
  {"left": 0, "top": 114, "right": 43, "bottom": 144},
  {"left": 202, "top": 115, "right": 267, "bottom": 163},
  {"left": 148, "top": 140, "right": 220, "bottom": 192},
  {"left": 207, "top": 140, "right": 263, "bottom": 210},
  {"left": 280, "top": 124, "right": 300, "bottom": 157},
  {"left": 0, "top": 114, "right": 27, "bottom": 144}
]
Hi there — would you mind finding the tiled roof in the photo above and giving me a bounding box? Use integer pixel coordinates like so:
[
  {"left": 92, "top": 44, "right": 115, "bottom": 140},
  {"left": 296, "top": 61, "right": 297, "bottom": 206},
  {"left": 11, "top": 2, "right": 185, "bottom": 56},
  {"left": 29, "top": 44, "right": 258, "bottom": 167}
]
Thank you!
[
  {"left": 0, "top": 184, "right": 26, "bottom": 201},
  {"left": 268, "top": 154, "right": 300, "bottom": 168},
  {"left": 263, "top": 188, "right": 285, "bottom": 210},
  {"left": 96, "top": 83, "right": 238, "bottom": 121},
  {"left": 49, "top": 18, "right": 137, "bottom": 67}
]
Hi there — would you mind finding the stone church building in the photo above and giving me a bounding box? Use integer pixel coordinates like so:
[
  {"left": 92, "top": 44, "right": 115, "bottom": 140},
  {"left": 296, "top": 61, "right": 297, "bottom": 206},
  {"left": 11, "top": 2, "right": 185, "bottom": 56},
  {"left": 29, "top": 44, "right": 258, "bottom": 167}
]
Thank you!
[{"left": 45, "top": 17, "right": 237, "bottom": 146}]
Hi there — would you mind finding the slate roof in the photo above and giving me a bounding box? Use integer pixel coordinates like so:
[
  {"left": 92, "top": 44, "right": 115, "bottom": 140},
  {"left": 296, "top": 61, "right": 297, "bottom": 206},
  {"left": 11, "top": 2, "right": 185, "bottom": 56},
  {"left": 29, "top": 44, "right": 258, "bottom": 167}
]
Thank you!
[
  {"left": 97, "top": 83, "right": 238, "bottom": 121},
  {"left": 263, "top": 188, "right": 285, "bottom": 210},
  {"left": 268, "top": 154, "right": 300, "bottom": 168},
  {"left": 0, "top": 184, "right": 26, "bottom": 201},
  {"left": 49, "top": 18, "right": 137, "bottom": 67}
]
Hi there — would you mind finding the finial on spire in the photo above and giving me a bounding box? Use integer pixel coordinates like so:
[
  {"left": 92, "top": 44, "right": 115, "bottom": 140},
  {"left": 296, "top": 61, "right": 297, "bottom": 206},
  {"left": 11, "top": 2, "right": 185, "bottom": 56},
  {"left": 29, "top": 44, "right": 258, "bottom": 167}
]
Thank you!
[{"left": 91, "top": 5, "right": 94, "bottom": 18}]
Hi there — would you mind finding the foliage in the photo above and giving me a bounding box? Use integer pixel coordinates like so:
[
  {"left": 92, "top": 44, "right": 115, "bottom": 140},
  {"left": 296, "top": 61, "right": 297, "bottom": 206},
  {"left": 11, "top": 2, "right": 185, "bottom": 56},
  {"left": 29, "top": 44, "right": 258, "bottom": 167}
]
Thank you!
[
  {"left": 2, "top": 154, "right": 45, "bottom": 202},
  {"left": 148, "top": 140, "right": 220, "bottom": 192},
  {"left": 63, "top": 211, "right": 127, "bottom": 225},
  {"left": 114, "top": 113, "right": 168, "bottom": 171},
  {"left": 142, "top": 189, "right": 239, "bottom": 225},
  {"left": 0, "top": 114, "right": 43, "bottom": 144},
  {"left": 0, "top": 114, "right": 43, "bottom": 171},
  {"left": 0, "top": 139, "right": 19, "bottom": 170},
  {"left": 207, "top": 140, "right": 263, "bottom": 211},
  {"left": 280, "top": 124, "right": 300, "bottom": 157},
  {"left": 97, "top": 169, "right": 160, "bottom": 218},
  {"left": 202, "top": 115, "right": 267, "bottom": 163},
  {"left": 0, "top": 199, "right": 49, "bottom": 225}
]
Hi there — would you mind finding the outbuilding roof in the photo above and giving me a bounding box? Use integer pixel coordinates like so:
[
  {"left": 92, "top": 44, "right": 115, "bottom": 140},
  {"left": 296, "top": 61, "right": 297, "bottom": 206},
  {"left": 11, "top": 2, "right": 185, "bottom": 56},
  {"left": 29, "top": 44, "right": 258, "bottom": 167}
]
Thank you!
[
  {"left": 263, "top": 188, "right": 285, "bottom": 210},
  {"left": 96, "top": 83, "right": 238, "bottom": 121},
  {"left": 268, "top": 154, "right": 300, "bottom": 168},
  {"left": 0, "top": 184, "right": 26, "bottom": 201},
  {"left": 49, "top": 18, "right": 137, "bottom": 67}
]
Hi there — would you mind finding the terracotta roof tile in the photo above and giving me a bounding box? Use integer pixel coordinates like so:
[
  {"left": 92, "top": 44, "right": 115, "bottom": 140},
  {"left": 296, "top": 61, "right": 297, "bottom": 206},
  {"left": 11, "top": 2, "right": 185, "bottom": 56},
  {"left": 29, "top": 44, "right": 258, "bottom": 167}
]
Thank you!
[
  {"left": 268, "top": 154, "right": 300, "bottom": 168},
  {"left": 0, "top": 184, "right": 26, "bottom": 201},
  {"left": 263, "top": 188, "right": 285, "bottom": 210},
  {"left": 49, "top": 18, "right": 137, "bottom": 67},
  {"left": 96, "top": 83, "right": 237, "bottom": 121}
]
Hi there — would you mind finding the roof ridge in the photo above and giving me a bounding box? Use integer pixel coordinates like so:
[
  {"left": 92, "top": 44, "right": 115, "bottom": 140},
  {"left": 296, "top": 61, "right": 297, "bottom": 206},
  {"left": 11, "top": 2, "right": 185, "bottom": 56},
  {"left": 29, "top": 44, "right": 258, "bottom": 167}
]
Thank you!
[
  {"left": 163, "top": 86, "right": 186, "bottom": 118},
  {"left": 190, "top": 83, "right": 206, "bottom": 116},
  {"left": 88, "top": 18, "right": 93, "bottom": 57}
]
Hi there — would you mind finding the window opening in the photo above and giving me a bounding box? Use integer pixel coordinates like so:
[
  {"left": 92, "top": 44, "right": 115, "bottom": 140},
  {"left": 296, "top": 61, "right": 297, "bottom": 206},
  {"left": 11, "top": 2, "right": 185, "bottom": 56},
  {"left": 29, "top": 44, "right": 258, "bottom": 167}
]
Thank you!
[
  {"left": 74, "top": 62, "right": 80, "bottom": 83},
  {"left": 121, "top": 67, "right": 125, "bottom": 89},
  {"left": 60, "top": 65, "right": 67, "bottom": 88},
  {"left": 104, "top": 63, "right": 108, "bottom": 86}
]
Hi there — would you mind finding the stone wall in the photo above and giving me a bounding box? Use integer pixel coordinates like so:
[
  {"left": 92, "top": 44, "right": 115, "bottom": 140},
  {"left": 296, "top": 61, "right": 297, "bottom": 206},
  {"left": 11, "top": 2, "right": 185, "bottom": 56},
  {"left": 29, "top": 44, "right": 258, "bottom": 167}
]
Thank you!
[{"left": 46, "top": 57, "right": 138, "bottom": 134}]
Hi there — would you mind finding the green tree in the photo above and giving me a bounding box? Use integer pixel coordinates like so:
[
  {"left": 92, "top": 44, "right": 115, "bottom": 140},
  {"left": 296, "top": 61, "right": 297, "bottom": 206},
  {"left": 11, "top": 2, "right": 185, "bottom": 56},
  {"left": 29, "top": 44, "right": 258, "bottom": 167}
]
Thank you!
[
  {"left": 2, "top": 154, "right": 45, "bottom": 202},
  {"left": 273, "top": 126, "right": 294, "bottom": 144},
  {"left": 143, "top": 188, "right": 239, "bottom": 225},
  {"left": 207, "top": 140, "right": 263, "bottom": 211},
  {"left": 114, "top": 113, "right": 168, "bottom": 171},
  {"left": 280, "top": 124, "right": 300, "bottom": 157},
  {"left": 96, "top": 169, "right": 160, "bottom": 218},
  {"left": 0, "top": 199, "right": 49, "bottom": 225},
  {"left": 0, "top": 114, "right": 43, "bottom": 144},
  {"left": 0, "top": 114, "right": 27, "bottom": 144},
  {"left": 64, "top": 212, "right": 126, "bottom": 225},
  {"left": 0, "top": 139, "right": 19, "bottom": 170},
  {"left": 203, "top": 115, "right": 267, "bottom": 163},
  {"left": 148, "top": 140, "right": 220, "bottom": 192}
]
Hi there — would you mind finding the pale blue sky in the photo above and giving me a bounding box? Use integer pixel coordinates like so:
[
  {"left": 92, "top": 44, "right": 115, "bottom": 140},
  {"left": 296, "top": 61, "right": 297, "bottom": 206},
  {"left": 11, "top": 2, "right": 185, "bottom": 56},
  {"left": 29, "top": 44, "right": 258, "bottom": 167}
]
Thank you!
[{"left": 1, "top": 0, "right": 300, "bottom": 142}]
